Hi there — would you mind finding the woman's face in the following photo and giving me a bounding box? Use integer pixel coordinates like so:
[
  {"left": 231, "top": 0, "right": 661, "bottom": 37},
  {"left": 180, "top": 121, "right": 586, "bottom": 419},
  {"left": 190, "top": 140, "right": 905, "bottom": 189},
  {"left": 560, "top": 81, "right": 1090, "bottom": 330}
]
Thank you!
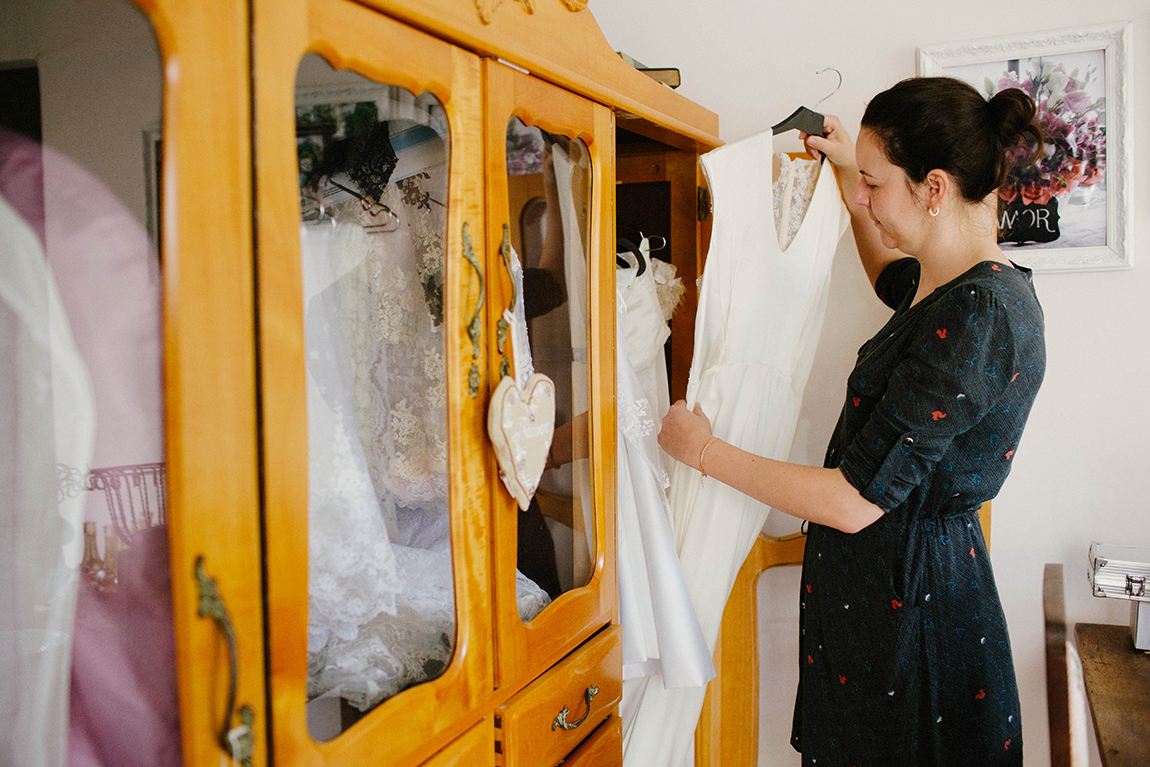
[{"left": 852, "top": 129, "right": 929, "bottom": 254}]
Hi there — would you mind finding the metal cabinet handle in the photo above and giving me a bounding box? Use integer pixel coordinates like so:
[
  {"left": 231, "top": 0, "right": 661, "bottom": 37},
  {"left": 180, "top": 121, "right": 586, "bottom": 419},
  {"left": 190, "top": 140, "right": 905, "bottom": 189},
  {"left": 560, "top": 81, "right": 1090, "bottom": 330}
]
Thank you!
[
  {"left": 195, "top": 557, "right": 255, "bottom": 767},
  {"left": 551, "top": 685, "right": 600, "bottom": 731},
  {"left": 461, "top": 222, "right": 484, "bottom": 397},
  {"left": 495, "top": 223, "right": 515, "bottom": 379}
]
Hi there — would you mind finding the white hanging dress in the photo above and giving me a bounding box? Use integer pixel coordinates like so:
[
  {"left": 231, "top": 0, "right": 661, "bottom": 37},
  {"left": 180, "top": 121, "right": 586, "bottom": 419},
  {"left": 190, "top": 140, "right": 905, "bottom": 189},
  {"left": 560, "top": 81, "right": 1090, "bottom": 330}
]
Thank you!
[
  {"left": 615, "top": 248, "right": 713, "bottom": 691},
  {"left": 621, "top": 133, "right": 848, "bottom": 766}
]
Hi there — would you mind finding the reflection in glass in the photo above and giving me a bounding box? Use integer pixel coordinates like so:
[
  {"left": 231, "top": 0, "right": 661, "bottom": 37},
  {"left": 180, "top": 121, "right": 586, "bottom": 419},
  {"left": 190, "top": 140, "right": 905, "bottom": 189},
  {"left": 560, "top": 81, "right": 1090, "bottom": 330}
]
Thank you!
[
  {"left": 504, "top": 117, "right": 595, "bottom": 616},
  {"left": 1, "top": 1, "right": 175, "bottom": 764},
  {"left": 295, "top": 56, "right": 556, "bottom": 740}
]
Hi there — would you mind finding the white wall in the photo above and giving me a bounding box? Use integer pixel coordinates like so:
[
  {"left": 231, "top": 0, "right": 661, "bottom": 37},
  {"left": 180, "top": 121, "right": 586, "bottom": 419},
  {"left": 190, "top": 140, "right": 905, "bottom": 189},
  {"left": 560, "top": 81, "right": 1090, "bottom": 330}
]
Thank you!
[
  {"left": 0, "top": 0, "right": 161, "bottom": 230},
  {"left": 592, "top": 2, "right": 1148, "bottom": 765}
]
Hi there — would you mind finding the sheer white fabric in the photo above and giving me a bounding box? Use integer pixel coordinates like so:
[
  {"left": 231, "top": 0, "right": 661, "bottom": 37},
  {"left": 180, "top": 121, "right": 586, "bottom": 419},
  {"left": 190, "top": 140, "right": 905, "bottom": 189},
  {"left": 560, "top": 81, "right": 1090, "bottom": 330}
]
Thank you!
[
  {"left": 0, "top": 196, "right": 95, "bottom": 767},
  {"left": 301, "top": 219, "right": 405, "bottom": 654},
  {"left": 615, "top": 274, "right": 713, "bottom": 691},
  {"left": 621, "top": 131, "right": 848, "bottom": 766},
  {"left": 773, "top": 152, "right": 822, "bottom": 252},
  {"left": 551, "top": 143, "right": 595, "bottom": 587},
  {"left": 302, "top": 164, "right": 550, "bottom": 711},
  {"left": 617, "top": 239, "right": 672, "bottom": 429}
]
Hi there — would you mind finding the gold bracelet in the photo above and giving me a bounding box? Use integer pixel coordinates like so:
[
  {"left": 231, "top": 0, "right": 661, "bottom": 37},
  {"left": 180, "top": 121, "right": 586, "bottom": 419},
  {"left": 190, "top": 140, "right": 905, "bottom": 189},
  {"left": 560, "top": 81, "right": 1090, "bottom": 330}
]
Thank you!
[{"left": 698, "top": 436, "right": 720, "bottom": 478}]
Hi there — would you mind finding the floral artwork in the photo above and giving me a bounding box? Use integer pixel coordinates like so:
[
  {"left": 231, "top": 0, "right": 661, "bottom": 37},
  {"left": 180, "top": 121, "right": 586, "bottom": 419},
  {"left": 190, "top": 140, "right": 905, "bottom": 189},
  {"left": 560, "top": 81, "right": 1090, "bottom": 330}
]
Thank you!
[
  {"left": 919, "top": 24, "right": 1131, "bottom": 270},
  {"left": 941, "top": 48, "right": 1109, "bottom": 251},
  {"left": 985, "top": 58, "right": 1106, "bottom": 209},
  {"left": 506, "top": 117, "right": 547, "bottom": 176}
]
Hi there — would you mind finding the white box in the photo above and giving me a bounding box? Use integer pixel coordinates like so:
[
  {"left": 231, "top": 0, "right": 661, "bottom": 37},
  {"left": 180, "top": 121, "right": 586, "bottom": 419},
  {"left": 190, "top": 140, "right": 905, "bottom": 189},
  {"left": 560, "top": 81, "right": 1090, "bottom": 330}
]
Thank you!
[{"left": 1089, "top": 542, "right": 1150, "bottom": 651}]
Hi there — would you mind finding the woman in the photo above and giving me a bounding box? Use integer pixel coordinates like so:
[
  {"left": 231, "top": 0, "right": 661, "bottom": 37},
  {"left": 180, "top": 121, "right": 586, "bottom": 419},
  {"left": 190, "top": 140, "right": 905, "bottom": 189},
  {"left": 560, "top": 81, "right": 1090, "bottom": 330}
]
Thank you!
[{"left": 658, "top": 77, "right": 1045, "bottom": 765}]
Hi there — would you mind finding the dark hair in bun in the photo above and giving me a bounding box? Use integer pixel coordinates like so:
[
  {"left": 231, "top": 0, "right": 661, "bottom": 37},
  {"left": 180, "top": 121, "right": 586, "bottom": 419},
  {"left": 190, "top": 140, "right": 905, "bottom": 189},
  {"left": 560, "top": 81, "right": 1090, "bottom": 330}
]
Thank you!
[{"left": 861, "top": 76, "right": 1044, "bottom": 203}]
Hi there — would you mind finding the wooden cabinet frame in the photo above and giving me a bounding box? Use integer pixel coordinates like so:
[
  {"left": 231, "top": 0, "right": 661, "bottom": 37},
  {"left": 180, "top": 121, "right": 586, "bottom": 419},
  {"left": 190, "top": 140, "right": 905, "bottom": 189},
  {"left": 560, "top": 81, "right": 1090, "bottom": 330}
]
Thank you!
[
  {"left": 112, "top": 1, "right": 718, "bottom": 764},
  {"left": 253, "top": 0, "right": 493, "bottom": 763},
  {"left": 483, "top": 60, "right": 618, "bottom": 692},
  {"left": 118, "top": 1, "right": 267, "bottom": 765}
]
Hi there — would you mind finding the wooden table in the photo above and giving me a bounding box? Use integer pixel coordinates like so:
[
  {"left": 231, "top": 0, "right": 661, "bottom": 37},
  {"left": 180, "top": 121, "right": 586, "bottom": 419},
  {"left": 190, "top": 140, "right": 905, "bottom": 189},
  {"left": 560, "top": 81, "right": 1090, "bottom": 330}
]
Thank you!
[{"left": 1074, "top": 623, "right": 1150, "bottom": 766}]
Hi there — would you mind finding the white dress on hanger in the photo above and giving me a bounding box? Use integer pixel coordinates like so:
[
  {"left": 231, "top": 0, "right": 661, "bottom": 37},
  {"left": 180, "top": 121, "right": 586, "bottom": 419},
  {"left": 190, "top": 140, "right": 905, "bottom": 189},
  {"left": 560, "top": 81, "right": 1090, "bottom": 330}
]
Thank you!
[
  {"left": 616, "top": 239, "right": 675, "bottom": 422},
  {"left": 301, "top": 167, "right": 551, "bottom": 713},
  {"left": 615, "top": 247, "right": 712, "bottom": 693},
  {"left": 621, "top": 136, "right": 848, "bottom": 766}
]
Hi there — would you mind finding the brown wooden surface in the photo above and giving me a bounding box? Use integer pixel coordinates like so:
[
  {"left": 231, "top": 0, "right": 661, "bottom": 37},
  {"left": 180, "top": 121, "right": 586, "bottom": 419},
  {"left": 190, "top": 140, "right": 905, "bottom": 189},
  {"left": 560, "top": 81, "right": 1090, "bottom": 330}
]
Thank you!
[
  {"left": 696, "top": 533, "right": 806, "bottom": 767},
  {"left": 1075, "top": 622, "right": 1150, "bottom": 767},
  {"left": 253, "top": 0, "right": 494, "bottom": 763},
  {"left": 125, "top": 1, "right": 267, "bottom": 765},
  {"left": 420, "top": 718, "right": 496, "bottom": 767},
  {"left": 496, "top": 626, "right": 621, "bottom": 767},
  {"left": 484, "top": 59, "right": 618, "bottom": 693},
  {"left": 1045, "top": 564, "right": 1071, "bottom": 767},
  {"left": 979, "top": 500, "right": 992, "bottom": 549},
  {"left": 561, "top": 715, "right": 623, "bottom": 767},
  {"left": 664, "top": 150, "right": 701, "bottom": 403},
  {"left": 352, "top": 0, "right": 720, "bottom": 151},
  {"left": 613, "top": 149, "right": 700, "bottom": 403}
]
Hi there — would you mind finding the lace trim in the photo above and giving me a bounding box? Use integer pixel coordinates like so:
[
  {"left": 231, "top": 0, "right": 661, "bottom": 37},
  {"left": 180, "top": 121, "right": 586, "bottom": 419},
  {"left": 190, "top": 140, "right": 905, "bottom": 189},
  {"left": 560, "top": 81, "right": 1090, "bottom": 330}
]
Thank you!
[
  {"left": 618, "top": 392, "right": 669, "bottom": 488},
  {"left": 772, "top": 153, "right": 821, "bottom": 251},
  {"left": 650, "top": 259, "right": 684, "bottom": 323}
]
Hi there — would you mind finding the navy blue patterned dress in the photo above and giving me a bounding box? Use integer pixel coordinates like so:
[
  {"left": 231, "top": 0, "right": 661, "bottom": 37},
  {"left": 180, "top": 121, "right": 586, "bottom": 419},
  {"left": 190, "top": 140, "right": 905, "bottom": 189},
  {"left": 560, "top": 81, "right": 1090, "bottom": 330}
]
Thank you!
[{"left": 790, "top": 258, "right": 1045, "bottom": 766}]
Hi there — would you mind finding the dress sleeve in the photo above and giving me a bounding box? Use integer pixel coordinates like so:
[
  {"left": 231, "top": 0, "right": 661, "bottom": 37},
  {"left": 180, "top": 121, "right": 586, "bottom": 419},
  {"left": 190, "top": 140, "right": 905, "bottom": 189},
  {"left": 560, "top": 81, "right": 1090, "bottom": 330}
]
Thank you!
[
  {"left": 874, "top": 257, "right": 919, "bottom": 310},
  {"left": 837, "top": 283, "right": 1018, "bottom": 512}
]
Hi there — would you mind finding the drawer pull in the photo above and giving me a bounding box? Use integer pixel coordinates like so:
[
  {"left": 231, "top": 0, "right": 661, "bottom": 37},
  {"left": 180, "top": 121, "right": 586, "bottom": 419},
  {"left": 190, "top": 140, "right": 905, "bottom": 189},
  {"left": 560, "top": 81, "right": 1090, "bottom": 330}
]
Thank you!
[
  {"left": 461, "top": 222, "right": 484, "bottom": 397},
  {"left": 495, "top": 224, "right": 514, "bottom": 379},
  {"left": 551, "top": 685, "right": 599, "bottom": 731},
  {"left": 195, "top": 557, "right": 255, "bottom": 767}
]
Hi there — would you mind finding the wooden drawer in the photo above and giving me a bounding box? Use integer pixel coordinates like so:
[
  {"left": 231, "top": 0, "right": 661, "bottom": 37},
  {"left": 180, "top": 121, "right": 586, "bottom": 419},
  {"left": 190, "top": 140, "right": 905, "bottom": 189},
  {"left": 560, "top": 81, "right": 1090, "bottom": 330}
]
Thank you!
[
  {"left": 421, "top": 718, "right": 495, "bottom": 767},
  {"left": 561, "top": 715, "right": 622, "bottom": 767},
  {"left": 496, "top": 625, "right": 620, "bottom": 767}
]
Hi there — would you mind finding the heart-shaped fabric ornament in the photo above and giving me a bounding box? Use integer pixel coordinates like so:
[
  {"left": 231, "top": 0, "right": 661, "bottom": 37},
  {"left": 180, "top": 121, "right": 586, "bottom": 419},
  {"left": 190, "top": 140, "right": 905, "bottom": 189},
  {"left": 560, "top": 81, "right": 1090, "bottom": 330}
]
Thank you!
[{"left": 487, "top": 373, "right": 556, "bottom": 510}]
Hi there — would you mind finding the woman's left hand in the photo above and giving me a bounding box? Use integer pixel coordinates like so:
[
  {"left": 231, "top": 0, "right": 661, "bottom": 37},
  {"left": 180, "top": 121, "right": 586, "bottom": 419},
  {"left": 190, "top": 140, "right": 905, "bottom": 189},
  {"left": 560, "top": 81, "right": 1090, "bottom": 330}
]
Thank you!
[{"left": 658, "top": 400, "right": 714, "bottom": 470}]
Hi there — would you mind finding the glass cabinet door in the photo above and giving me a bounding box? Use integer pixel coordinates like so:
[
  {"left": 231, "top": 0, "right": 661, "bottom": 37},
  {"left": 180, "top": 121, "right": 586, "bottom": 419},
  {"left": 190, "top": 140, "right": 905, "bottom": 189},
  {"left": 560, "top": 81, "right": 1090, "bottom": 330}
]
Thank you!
[
  {"left": 254, "top": 0, "right": 491, "bottom": 764},
  {"left": 483, "top": 60, "right": 617, "bottom": 689},
  {"left": 2, "top": 1, "right": 263, "bottom": 766}
]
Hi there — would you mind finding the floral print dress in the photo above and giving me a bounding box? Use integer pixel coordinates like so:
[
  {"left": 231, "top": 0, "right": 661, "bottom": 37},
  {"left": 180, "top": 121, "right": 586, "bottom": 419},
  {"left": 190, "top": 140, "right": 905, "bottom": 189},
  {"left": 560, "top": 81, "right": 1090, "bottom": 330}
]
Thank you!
[{"left": 791, "top": 257, "right": 1045, "bottom": 766}]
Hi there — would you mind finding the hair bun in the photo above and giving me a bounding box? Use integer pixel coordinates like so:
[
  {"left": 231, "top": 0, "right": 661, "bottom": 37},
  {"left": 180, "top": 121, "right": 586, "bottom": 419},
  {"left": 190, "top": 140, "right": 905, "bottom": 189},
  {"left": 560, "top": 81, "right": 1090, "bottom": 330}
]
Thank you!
[
  {"left": 986, "top": 88, "right": 1044, "bottom": 186},
  {"left": 861, "top": 76, "right": 1045, "bottom": 202},
  {"left": 987, "top": 89, "right": 1036, "bottom": 141}
]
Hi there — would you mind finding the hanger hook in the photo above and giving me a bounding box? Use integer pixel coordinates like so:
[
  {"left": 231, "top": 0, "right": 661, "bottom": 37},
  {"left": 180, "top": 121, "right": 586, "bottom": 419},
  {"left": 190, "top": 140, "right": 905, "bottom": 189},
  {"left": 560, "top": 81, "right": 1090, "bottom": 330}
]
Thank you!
[{"left": 813, "top": 67, "right": 842, "bottom": 110}]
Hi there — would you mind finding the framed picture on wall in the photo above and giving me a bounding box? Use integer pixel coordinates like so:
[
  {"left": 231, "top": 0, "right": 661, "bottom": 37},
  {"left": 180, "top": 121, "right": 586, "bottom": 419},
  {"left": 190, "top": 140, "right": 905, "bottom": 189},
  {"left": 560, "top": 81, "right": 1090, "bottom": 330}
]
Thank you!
[{"left": 918, "top": 22, "right": 1132, "bottom": 272}]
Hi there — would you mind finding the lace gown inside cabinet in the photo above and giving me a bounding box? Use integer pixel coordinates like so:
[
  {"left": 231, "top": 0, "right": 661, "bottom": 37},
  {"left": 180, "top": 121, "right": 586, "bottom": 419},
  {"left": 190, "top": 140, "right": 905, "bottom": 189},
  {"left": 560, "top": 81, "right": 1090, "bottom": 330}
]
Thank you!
[{"left": 301, "top": 164, "right": 549, "bottom": 712}]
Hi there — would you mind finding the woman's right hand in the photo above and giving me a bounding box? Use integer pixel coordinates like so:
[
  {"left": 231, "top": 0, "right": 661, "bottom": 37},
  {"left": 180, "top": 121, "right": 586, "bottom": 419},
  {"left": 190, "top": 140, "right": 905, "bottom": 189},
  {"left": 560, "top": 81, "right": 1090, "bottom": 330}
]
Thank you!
[{"left": 800, "top": 114, "right": 855, "bottom": 168}]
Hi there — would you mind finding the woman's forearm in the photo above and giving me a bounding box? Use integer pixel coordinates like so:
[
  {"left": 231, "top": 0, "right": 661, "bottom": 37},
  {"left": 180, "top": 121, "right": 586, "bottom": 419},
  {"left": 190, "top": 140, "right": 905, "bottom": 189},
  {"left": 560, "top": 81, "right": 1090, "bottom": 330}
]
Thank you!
[{"left": 700, "top": 438, "right": 883, "bottom": 534}]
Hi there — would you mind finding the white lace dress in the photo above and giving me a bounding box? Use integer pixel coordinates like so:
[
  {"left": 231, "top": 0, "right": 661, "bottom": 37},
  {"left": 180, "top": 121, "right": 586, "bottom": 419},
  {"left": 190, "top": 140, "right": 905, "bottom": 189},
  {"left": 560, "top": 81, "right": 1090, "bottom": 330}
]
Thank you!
[
  {"left": 301, "top": 165, "right": 549, "bottom": 711},
  {"left": 621, "top": 142, "right": 847, "bottom": 765}
]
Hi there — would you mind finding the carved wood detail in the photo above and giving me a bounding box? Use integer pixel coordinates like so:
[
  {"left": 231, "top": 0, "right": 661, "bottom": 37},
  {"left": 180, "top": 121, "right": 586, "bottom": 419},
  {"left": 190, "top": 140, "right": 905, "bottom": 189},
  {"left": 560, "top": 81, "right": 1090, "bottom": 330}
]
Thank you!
[{"left": 474, "top": 0, "right": 585, "bottom": 26}]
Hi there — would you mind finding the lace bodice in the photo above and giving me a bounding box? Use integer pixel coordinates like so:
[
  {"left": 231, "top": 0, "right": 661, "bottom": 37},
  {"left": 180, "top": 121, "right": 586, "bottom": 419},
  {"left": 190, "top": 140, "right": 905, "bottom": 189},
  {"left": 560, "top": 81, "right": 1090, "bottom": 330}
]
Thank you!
[
  {"left": 302, "top": 161, "right": 551, "bottom": 713},
  {"left": 325, "top": 169, "right": 450, "bottom": 519},
  {"left": 772, "top": 153, "right": 822, "bottom": 251}
]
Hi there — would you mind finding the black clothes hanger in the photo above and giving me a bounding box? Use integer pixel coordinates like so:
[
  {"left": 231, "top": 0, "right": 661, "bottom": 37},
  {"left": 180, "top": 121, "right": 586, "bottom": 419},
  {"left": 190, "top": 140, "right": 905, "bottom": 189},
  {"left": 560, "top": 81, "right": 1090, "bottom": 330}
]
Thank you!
[
  {"left": 771, "top": 106, "right": 826, "bottom": 137},
  {"left": 615, "top": 237, "right": 646, "bottom": 276},
  {"left": 770, "top": 67, "right": 842, "bottom": 138}
]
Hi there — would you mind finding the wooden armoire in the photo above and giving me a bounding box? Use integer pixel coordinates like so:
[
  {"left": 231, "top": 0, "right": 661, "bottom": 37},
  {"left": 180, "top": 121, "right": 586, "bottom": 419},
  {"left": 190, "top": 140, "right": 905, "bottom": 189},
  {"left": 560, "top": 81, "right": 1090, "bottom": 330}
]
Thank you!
[{"left": 33, "top": 1, "right": 720, "bottom": 766}]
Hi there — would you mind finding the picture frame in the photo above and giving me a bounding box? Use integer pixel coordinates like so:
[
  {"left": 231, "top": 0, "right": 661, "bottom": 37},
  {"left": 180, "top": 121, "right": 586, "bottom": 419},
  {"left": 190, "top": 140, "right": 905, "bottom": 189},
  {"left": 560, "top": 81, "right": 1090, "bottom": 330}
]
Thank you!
[{"left": 918, "top": 22, "right": 1132, "bottom": 272}]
